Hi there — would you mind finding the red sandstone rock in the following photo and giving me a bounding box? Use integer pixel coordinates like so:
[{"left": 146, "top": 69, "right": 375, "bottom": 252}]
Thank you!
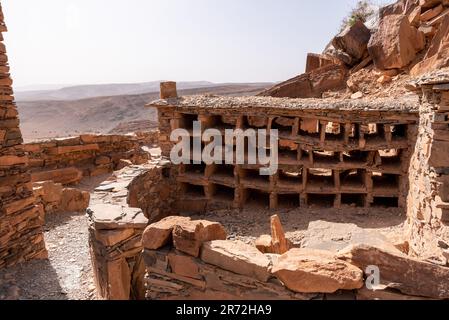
[
  {"left": 201, "top": 240, "right": 271, "bottom": 282},
  {"left": 332, "top": 20, "right": 371, "bottom": 61},
  {"left": 305, "top": 53, "right": 334, "bottom": 73},
  {"left": 338, "top": 244, "right": 449, "bottom": 299},
  {"left": 411, "top": 15, "right": 449, "bottom": 76},
  {"left": 59, "top": 188, "right": 90, "bottom": 212},
  {"left": 168, "top": 251, "right": 201, "bottom": 280},
  {"left": 33, "top": 181, "right": 63, "bottom": 203},
  {"left": 31, "top": 167, "right": 83, "bottom": 185},
  {"left": 95, "top": 228, "right": 135, "bottom": 247},
  {"left": 172, "top": 220, "right": 227, "bottom": 257},
  {"left": 368, "top": 14, "right": 424, "bottom": 70},
  {"left": 420, "top": 4, "right": 443, "bottom": 21},
  {"left": 255, "top": 235, "right": 273, "bottom": 254},
  {"left": 142, "top": 216, "right": 191, "bottom": 250},
  {"left": 271, "top": 248, "right": 364, "bottom": 293}
]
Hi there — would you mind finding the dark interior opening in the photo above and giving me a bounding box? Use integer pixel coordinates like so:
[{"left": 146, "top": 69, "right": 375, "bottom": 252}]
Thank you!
[
  {"left": 341, "top": 193, "right": 365, "bottom": 207},
  {"left": 212, "top": 164, "right": 235, "bottom": 178},
  {"left": 213, "top": 184, "right": 235, "bottom": 202},
  {"left": 184, "top": 163, "right": 206, "bottom": 175},
  {"left": 342, "top": 150, "right": 369, "bottom": 164},
  {"left": 181, "top": 183, "right": 205, "bottom": 198},
  {"left": 372, "top": 196, "right": 399, "bottom": 208},
  {"left": 372, "top": 172, "right": 400, "bottom": 189},
  {"left": 278, "top": 193, "right": 300, "bottom": 209},
  {"left": 313, "top": 150, "right": 340, "bottom": 165},
  {"left": 241, "top": 168, "right": 270, "bottom": 183},
  {"left": 245, "top": 189, "right": 270, "bottom": 208},
  {"left": 271, "top": 117, "right": 294, "bottom": 137},
  {"left": 340, "top": 169, "right": 365, "bottom": 189},
  {"left": 278, "top": 170, "right": 303, "bottom": 185},
  {"left": 391, "top": 124, "right": 407, "bottom": 139},
  {"left": 180, "top": 113, "right": 198, "bottom": 130},
  {"left": 204, "top": 115, "right": 235, "bottom": 131},
  {"left": 307, "top": 194, "right": 335, "bottom": 207},
  {"left": 307, "top": 169, "right": 334, "bottom": 188}
]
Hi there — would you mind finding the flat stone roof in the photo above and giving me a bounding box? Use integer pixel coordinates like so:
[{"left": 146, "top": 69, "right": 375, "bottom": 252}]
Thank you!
[{"left": 148, "top": 94, "right": 420, "bottom": 113}]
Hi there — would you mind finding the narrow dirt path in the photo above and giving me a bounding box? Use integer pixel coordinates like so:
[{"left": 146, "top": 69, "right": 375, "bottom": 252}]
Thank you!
[{"left": 0, "top": 211, "right": 96, "bottom": 300}]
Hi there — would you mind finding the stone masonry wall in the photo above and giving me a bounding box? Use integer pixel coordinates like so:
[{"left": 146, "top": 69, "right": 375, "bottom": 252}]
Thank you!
[
  {"left": 88, "top": 160, "right": 176, "bottom": 299},
  {"left": 407, "top": 80, "right": 449, "bottom": 261},
  {"left": 24, "top": 131, "right": 158, "bottom": 185},
  {"left": 0, "top": 4, "right": 47, "bottom": 269}
]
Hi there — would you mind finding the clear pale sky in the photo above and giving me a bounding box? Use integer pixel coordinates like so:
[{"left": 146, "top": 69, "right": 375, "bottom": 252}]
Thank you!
[{"left": 2, "top": 0, "right": 392, "bottom": 88}]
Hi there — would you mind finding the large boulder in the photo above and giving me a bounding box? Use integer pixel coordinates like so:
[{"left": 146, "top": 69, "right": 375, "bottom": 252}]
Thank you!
[
  {"left": 332, "top": 20, "right": 371, "bottom": 62},
  {"left": 305, "top": 53, "right": 334, "bottom": 73},
  {"left": 258, "top": 64, "right": 347, "bottom": 99},
  {"left": 201, "top": 240, "right": 271, "bottom": 282},
  {"left": 368, "top": 14, "right": 424, "bottom": 70},
  {"left": 338, "top": 244, "right": 449, "bottom": 299},
  {"left": 271, "top": 248, "right": 364, "bottom": 293},
  {"left": 172, "top": 220, "right": 227, "bottom": 257}
]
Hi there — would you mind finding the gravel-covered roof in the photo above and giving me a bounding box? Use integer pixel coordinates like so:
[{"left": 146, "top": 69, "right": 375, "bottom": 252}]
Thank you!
[
  {"left": 412, "top": 68, "right": 449, "bottom": 86},
  {"left": 148, "top": 94, "right": 420, "bottom": 113}
]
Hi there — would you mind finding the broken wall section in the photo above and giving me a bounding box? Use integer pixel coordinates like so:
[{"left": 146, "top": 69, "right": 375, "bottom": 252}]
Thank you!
[{"left": 0, "top": 5, "right": 47, "bottom": 269}]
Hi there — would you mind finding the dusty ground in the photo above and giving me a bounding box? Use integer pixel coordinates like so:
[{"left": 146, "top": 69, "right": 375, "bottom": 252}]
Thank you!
[
  {"left": 191, "top": 205, "right": 406, "bottom": 253},
  {"left": 0, "top": 211, "right": 96, "bottom": 300},
  {"left": 0, "top": 176, "right": 113, "bottom": 300}
]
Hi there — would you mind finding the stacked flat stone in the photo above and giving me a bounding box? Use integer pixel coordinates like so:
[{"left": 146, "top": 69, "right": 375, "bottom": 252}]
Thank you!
[{"left": 0, "top": 3, "right": 47, "bottom": 269}]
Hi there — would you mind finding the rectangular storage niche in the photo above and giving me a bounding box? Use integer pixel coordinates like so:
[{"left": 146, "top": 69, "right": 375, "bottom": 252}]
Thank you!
[
  {"left": 179, "top": 182, "right": 206, "bottom": 198},
  {"left": 179, "top": 113, "right": 198, "bottom": 130},
  {"left": 271, "top": 116, "right": 296, "bottom": 138},
  {"left": 201, "top": 114, "right": 236, "bottom": 131},
  {"left": 210, "top": 184, "right": 235, "bottom": 203},
  {"left": 341, "top": 194, "right": 365, "bottom": 207},
  {"left": 306, "top": 168, "right": 335, "bottom": 192},
  {"left": 307, "top": 194, "right": 336, "bottom": 208},
  {"left": 278, "top": 193, "right": 300, "bottom": 209},
  {"left": 277, "top": 169, "right": 303, "bottom": 192},
  {"left": 243, "top": 188, "right": 270, "bottom": 208},
  {"left": 324, "top": 122, "right": 344, "bottom": 142}
]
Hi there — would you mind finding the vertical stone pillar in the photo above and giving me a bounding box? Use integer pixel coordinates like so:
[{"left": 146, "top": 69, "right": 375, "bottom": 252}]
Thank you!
[
  {"left": 406, "top": 74, "right": 449, "bottom": 260},
  {"left": 0, "top": 3, "right": 47, "bottom": 269}
]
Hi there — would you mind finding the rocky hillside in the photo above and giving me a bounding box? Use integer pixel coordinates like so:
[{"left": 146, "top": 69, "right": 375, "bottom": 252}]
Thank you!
[{"left": 259, "top": 0, "right": 449, "bottom": 99}]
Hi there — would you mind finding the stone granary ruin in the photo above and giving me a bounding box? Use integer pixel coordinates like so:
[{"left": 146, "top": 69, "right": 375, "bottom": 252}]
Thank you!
[{"left": 2, "top": 0, "right": 449, "bottom": 301}]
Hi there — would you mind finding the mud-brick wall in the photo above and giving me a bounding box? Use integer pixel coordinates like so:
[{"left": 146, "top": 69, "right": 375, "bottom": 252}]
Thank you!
[
  {"left": 407, "top": 84, "right": 449, "bottom": 261},
  {"left": 0, "top": 4, "right": 47, "bottom": 269},
  {"left": 24, "top": 131, "right": 158, "bottom": 185}
]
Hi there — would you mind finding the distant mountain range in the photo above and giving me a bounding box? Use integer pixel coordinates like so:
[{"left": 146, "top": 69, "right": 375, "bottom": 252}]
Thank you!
[
  {"left": 16, "top": 82, "right": 273, "bottom": 142},
  {"left": 14, "top": 81, "right": 273, "bottom": 101}
]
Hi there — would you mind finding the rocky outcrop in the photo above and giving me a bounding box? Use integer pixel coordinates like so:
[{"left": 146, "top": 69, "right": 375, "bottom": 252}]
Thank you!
[
  {"left": 331, "top": 20, "right": 371, "bottom": 64},
  {"left": 411, "top": 15, "right": 449, "bottom": 76},
  {"left": 368, "top": 14, "right": 425, "bottom": 70},
  {"left": 258, "top": 64, "right": 347, "bottom": 98}
]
